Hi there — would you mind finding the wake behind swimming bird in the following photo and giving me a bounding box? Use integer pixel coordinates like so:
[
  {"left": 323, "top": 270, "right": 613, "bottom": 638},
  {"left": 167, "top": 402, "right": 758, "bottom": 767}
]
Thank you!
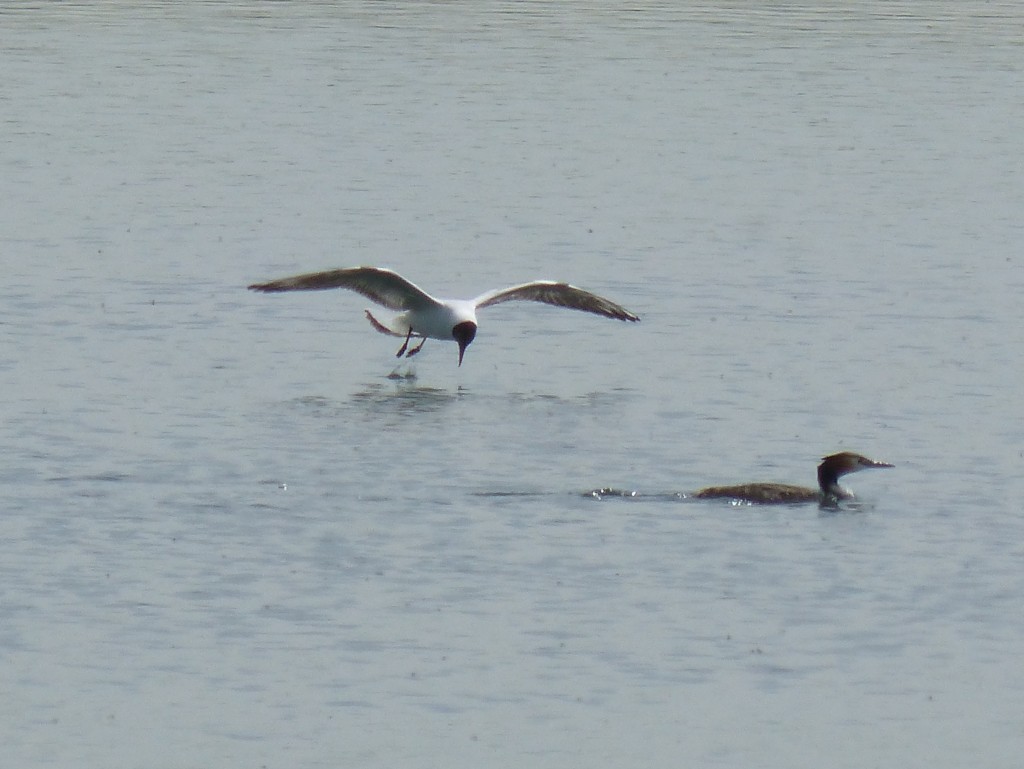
[{"left": 249, "top": 266, "right": 639, "bottom": 366}]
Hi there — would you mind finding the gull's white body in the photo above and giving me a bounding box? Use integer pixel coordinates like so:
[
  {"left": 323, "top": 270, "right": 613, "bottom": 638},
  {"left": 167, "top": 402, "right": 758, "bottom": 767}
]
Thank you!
[
  {"left": 249, "top": 266, "right": 639, "bottom": 365},
  {"left": 378, "top": 298, "right": 477, "bottom": 341}
]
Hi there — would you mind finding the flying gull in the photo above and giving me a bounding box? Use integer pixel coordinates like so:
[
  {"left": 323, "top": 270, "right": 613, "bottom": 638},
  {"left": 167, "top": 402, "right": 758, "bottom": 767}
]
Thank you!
[{"left": 249, "top": 266, "right": 639, "bottom": 365}]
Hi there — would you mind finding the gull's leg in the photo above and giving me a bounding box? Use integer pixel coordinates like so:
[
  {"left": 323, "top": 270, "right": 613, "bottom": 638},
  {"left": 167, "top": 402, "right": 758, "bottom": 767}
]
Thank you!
[
  {"left": 396, "top": 327, "right": 413, "bottom": 358},
  {"left": 406, "top": 336, "right": 427, "bottom": 357}
]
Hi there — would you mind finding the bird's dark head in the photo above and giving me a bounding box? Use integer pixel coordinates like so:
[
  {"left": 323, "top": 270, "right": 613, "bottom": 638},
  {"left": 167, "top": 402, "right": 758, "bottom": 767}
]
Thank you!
[
  {"left": 820, "top": 451, "right": 894, "bottom": 479},
  {"left": 452, "top": 321, "right": 477, "bottom": 366},
  {"left": 817, "top": 451, "right": 894, "bottom": 499}
]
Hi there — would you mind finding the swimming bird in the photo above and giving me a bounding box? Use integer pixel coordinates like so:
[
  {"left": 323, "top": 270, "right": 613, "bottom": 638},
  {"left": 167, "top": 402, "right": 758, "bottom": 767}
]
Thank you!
[
  {"left": 248, "top": 266, "right": 639, "bottom": 366},
  {"left": 693, "top": 452, "right": 894, "bottom": 505}
]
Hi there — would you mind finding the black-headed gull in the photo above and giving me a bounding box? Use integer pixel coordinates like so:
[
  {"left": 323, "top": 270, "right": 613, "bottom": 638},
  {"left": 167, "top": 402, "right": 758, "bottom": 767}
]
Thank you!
[{"left": 248, "top": 266, "right": 639, "bottom": 366}]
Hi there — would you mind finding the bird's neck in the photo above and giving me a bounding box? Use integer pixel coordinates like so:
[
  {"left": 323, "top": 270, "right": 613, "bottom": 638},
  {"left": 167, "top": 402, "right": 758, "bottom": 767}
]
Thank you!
[{"left": 817, "top": 464, "right": 851, "bottom": 499}]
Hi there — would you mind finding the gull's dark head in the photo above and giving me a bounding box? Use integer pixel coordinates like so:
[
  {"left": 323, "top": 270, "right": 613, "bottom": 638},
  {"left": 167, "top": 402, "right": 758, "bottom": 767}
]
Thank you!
[{"left": 452, "top": 321, "right": 477, "bottom": 366}]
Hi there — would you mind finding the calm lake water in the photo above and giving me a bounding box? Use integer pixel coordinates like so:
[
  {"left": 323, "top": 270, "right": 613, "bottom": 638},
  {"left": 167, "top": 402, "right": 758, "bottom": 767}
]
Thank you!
[{"left": 2, "top": 1, "right": 1023, "bottom": 766}]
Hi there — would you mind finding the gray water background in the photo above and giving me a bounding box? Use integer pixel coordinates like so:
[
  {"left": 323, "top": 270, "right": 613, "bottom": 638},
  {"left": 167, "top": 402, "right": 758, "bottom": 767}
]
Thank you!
[{"left": 2, "top": 1, "right": 1023, "bottom": 766}]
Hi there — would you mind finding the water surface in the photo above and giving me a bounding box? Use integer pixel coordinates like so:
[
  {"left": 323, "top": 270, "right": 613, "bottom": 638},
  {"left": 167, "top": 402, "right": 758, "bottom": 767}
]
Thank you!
[{"left": 2, "top": 2, "right": 1022, "bottom": 767}]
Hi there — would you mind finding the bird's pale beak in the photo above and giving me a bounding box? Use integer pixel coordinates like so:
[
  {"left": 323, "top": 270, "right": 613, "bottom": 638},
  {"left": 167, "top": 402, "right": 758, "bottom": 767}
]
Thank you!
[{"left": 864, "top": 458, "right": 895, "bottom": 469}]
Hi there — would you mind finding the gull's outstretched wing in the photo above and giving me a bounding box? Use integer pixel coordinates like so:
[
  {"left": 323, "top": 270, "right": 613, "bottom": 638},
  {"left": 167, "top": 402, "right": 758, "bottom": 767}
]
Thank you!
[
  {"left": 473, "top": 281, "right": 639, "bottom": 322},
  {"left": 249, "top": 266, "right": 440, "bottom": 311}
]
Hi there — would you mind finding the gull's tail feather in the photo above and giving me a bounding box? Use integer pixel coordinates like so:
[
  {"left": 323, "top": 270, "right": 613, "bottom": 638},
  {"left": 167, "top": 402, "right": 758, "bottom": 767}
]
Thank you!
[{"left": 364, "top": 310, "right": 405, "bottom": 337}]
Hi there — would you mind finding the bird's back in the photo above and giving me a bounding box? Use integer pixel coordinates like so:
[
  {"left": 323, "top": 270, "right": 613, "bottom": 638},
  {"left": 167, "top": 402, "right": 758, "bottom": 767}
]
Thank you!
[{"left": 693, "top": 483, "right": 819, "bottom": 504}]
